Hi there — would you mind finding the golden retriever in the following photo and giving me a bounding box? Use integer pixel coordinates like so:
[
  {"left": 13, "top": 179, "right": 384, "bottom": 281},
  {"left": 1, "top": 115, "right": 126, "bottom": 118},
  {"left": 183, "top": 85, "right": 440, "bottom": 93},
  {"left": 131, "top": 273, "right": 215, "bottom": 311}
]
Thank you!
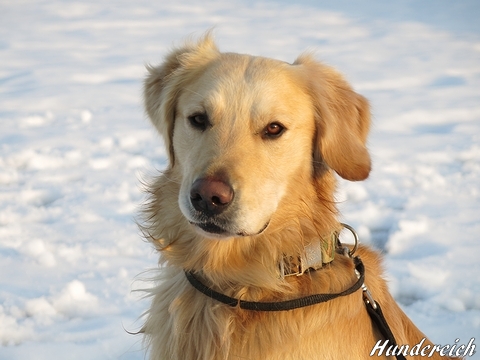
[{"left": 139, "top": 33, "right": 458, "bottom": 360}]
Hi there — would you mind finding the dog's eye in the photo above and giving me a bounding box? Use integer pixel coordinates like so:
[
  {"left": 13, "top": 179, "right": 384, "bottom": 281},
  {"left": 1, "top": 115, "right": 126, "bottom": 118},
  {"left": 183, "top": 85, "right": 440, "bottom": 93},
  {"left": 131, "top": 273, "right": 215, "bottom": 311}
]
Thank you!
[
  {"left": 263, "top": 122, "right": 285, "bottom": 138},
  {"left": 188, "top": 113, "right": 209, "bottom": 131}
]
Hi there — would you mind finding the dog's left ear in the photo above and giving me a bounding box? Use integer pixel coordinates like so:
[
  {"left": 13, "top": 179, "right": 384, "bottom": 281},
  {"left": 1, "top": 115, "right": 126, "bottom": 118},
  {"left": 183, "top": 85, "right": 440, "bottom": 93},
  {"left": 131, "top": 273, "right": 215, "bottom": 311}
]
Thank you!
[{"left": 294, "top": 55, "right": 371, "bottom": 181}]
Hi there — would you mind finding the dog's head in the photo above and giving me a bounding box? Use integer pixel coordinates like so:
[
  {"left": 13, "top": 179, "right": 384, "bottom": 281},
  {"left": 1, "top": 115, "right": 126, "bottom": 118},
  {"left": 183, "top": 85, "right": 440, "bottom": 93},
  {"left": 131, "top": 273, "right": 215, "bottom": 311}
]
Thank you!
[{"left": 144, "top": 34, "right": 370, "bottom": 240}]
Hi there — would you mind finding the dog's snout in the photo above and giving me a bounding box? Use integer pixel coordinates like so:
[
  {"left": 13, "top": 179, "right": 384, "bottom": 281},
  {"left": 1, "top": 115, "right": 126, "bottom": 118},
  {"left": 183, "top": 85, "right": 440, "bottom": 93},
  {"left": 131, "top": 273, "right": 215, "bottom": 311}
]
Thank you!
[{"left": 190, "top": 178, "right": 234, "bottom": 215}]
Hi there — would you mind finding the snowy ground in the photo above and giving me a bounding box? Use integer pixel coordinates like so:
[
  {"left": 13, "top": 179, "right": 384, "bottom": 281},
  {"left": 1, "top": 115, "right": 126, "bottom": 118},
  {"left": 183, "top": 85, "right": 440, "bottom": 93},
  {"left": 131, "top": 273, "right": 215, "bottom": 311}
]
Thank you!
[{"left": 1, "top": 0, "right": 479, "bottom": 359}]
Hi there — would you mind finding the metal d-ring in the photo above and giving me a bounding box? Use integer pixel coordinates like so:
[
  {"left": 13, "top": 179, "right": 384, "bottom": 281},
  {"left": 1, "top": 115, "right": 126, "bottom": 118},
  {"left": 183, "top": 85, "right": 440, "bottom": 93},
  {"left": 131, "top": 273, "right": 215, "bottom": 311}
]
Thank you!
[{"left": 340, "top": 223, "right": 359, "bottom": 257}]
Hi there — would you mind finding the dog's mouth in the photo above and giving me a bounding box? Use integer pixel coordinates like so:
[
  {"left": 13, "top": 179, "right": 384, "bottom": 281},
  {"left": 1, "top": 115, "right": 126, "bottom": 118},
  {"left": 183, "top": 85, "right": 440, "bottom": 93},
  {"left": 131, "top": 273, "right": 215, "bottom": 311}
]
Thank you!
[
  {"left": 189, "top": 220, "right": 270, "bottom": 238},
  {"left": 196, "top": 222, "right": 229, "bottom": 235}
]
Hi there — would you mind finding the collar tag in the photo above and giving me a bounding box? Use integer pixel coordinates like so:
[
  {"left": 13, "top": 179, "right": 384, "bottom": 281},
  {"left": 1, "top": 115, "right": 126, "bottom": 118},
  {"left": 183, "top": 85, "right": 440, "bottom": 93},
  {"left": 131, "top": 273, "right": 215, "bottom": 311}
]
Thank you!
[{"left": 301, "top": 240, "right": 323, "bottom": 273}]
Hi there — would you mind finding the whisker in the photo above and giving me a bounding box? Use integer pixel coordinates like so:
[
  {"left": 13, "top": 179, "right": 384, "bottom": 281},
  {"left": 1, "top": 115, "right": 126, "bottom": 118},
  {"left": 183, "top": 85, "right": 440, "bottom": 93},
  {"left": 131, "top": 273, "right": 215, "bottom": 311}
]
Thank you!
[{"left": 182, "top": 87, "right": 206, "bottom": 100}]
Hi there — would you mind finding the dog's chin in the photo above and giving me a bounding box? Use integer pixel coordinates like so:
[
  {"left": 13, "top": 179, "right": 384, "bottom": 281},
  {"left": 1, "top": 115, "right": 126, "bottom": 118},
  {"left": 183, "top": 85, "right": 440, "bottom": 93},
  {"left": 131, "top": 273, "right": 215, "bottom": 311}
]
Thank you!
[{"left": 189, "top": 220, "right": 269, "bottom": 239}]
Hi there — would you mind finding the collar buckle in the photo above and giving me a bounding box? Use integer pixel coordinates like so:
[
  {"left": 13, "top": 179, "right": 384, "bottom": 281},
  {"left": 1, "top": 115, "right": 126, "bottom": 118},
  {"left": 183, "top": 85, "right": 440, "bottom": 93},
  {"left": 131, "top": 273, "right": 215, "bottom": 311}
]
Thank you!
[
  {"left": 280, "top": 234, "right": 336, "bottom": 278},
  {"left": 279, "top": 223, "right": 359, "bottom": 278}
]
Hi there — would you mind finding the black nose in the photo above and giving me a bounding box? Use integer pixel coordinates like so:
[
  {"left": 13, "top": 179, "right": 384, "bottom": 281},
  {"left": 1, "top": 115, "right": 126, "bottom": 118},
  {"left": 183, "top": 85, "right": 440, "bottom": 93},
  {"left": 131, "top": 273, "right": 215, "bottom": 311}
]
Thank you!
[{"left": 190, "top": 178, "right": 234, "bottom": 216}]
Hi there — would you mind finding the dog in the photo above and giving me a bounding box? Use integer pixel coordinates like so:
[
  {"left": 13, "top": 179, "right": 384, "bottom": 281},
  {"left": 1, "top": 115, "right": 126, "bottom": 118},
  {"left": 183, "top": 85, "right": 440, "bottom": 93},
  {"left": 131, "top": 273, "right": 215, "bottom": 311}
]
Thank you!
[{"left": 139, "top": 33, "right": 458, "bottom": 360}]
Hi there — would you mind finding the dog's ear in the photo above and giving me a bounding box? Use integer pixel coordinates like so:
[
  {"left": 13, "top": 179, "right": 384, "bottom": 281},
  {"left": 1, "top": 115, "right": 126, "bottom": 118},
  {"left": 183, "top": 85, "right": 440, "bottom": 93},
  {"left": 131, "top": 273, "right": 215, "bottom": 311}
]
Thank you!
[
  {"left": 294, "top": 55, "right": 371, "bottom": 181},
  {"left": 143, "top": 33, "right": 219, "bottom": 166}
]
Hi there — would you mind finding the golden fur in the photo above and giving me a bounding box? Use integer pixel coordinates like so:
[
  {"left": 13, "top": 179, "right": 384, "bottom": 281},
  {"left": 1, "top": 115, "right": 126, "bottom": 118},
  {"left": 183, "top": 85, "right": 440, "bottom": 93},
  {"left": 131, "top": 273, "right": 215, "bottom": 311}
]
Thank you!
[{"left": 139, "top": 33, "right": 457, "bottom": 360}]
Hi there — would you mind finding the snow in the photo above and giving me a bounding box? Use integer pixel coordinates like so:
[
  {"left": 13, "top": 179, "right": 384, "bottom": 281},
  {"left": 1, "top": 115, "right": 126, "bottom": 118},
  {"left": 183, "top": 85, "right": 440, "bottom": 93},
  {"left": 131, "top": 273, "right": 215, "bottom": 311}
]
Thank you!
[{"left": 1, "top": 0, "right": 479, "bottom": 358}]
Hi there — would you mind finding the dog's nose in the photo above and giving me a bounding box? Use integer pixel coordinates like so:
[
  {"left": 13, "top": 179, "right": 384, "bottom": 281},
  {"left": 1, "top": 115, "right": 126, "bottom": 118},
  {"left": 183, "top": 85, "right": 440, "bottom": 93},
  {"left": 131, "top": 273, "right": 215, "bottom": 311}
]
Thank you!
[{"left": 190, "top": 178, "right": 234, "bottom": 216}]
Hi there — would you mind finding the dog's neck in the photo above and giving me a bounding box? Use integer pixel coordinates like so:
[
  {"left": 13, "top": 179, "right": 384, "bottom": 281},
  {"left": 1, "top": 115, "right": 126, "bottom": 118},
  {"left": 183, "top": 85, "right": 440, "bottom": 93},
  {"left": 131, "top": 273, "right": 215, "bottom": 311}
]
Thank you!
[{"left": 159, "top": 218, "right": 342, "bottom": 293}]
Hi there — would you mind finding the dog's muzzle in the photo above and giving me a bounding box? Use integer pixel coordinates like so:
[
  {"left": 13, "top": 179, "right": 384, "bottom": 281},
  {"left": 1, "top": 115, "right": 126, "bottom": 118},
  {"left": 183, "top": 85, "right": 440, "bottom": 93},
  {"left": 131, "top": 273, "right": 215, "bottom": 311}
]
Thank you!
[{"left": 187, "top": 177, "right": 270, "bottom": 237}]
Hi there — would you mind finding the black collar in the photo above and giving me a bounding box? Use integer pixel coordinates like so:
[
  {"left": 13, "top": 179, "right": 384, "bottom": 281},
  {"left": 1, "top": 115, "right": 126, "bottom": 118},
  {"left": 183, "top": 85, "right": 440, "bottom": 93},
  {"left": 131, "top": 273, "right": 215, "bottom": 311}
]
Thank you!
[{"left": 185, "top": 256, "right": 364, "bottom": 311}]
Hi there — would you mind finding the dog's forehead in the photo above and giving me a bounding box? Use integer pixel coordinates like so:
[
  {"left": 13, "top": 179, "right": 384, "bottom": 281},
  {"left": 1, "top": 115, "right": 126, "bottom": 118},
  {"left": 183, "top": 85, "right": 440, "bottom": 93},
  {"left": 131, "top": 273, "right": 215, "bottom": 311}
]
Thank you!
[
  {"left": 180, "top": 53, "right": 310, "bottom": 122},
  {"left": 211, "top": 52, "right": 295, "bottom": 87}
]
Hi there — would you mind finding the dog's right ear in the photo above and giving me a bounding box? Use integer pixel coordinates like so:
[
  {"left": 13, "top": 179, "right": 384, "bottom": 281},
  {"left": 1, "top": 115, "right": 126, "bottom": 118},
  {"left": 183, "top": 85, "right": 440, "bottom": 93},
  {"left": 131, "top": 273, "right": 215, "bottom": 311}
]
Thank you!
[{"left": 143, "top": 34, "right": 219, "bottom": 167}]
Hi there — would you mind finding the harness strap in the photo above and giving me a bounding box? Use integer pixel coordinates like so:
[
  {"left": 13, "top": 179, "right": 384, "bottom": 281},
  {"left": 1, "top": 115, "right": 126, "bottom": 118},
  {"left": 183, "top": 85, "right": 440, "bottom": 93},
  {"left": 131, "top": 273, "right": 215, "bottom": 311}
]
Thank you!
[
  {"left": 365, "top": 301, "right": 407, "bottom": 360},
  {"left": 185, "top": 256, "right": 364, "bottom": 311}
]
